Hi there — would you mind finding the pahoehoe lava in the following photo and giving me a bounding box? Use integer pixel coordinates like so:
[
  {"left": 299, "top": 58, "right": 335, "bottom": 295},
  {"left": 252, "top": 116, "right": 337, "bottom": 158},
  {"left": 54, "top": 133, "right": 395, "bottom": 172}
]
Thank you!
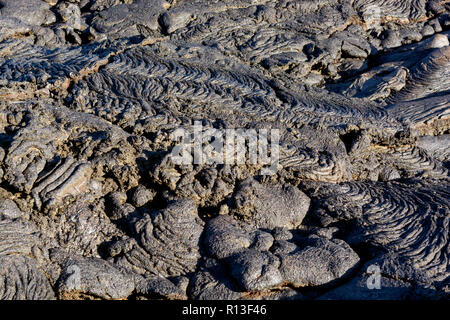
[{"left": 0, "top": 0, "right": 449, "bottom": 300}]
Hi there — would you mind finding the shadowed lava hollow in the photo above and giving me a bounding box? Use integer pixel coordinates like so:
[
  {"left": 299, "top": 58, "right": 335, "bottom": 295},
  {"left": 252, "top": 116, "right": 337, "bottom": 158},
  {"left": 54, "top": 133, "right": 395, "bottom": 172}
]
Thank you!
[{"left": 0, "top": 0, "right": 449, "bottom": 300}]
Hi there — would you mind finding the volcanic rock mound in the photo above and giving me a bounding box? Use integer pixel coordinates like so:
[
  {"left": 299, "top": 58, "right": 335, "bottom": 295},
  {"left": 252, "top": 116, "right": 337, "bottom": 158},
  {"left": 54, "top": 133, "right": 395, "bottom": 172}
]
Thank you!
[{"left": 0, "top": 0, "right": 449, "bottom": 300}]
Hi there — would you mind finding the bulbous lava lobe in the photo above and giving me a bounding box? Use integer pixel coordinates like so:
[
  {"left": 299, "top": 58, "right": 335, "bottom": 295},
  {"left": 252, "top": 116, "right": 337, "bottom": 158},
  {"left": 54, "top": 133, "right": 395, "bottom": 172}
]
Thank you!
[{"left": 0, "top": 0, "right": 449, "bottom": 300}]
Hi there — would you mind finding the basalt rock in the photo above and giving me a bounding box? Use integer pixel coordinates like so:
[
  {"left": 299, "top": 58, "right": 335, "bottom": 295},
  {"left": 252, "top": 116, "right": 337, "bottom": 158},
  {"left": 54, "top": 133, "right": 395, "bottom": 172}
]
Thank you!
[
  {"left": 305, "top": 179, "right": 450, "bottom": 286},
  {"left": 230, "top": 178, "right": 311, "bottom": 229},
  {"left": 108, "top": 198, "right": 205, "bottom": 277},
  {"left": 0, "top": 0, "right": 448, "bottom": 300},
  {"left": 51, "top": 249, "right": 135, "bottom": 300},
  {"left": 0, "top": 254, "right": 55, "bottom": 300}
]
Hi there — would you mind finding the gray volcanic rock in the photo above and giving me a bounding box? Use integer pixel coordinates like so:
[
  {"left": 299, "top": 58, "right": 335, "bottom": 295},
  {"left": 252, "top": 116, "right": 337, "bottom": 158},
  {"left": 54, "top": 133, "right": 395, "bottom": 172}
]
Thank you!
[
  {"left": 52, "top": 251, "right": 135, "bottom": 300},
  {"left": 89, "top": 0, "right": 168, "bottom": 39},
  {"left": 417, "top": 135, "right": 450, "bottom": 163},
  {"left": 319, "top": 271, "right": 414, "bottom": 300},
  {"left": 46, "top": 199, "right": 122, "bottom": 256},
  {"left": 0, "top": 198, "right": 22, "bottom": 219},
  {"left": 0, "top": 218, "right": 47, "bottom": 257},
  {"left": 306, "top": 179, "right": 450, "bottom": 287},
  {"left": 0, "top": 254, "right": 55, "bottom": 300},
  {"left": 128, "top": 199, "right": 205, "bottom": 277},
  {"left": 226, "top": 249, "right": 283, "bottom": 291},
  {"left": 0, "top": 0, "right": 55, "bottom": 26},
  {"left": 0, "top": 17, "right": 31, "bottom": 42},
  {"left": 130, "top": 185, "right": 155, "bottom": 207},
  {"left": 203, "top": 214, "right": 359, "bottom": 292},
  {"left": 278, "top": 236, "right": 360, "bottom": 288},
  {"left": 203, "top": 215, "right": 254, "bottom": 260},
  {"left": 188, "top": 258, "right": 243, "bottom": 300},
  {"left": 231, "top": 178, "right": 311, "bottom": 229},
  {"left": 319, "top": 254, "right": 445, "bottom": 300},
  {"left": 134, "top": 275, "right": 186, "bottom": 300},
  {"left": 0, "top": 0, "right": 448, "bottom": 301}
]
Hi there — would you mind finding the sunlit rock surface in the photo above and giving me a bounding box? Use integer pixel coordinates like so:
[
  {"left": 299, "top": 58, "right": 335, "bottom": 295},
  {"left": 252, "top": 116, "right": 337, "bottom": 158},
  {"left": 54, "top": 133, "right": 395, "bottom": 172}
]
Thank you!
[{"left": 0, "top": 0, "right": 448, "bottom": 300}]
